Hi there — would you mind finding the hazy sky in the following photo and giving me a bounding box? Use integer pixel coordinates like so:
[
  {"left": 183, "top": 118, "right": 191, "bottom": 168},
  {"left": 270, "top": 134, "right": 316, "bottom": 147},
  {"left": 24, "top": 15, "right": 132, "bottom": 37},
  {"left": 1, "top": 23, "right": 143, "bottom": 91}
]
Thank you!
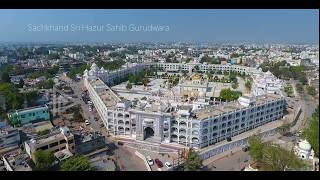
[{"left": 0, "top": 9, "right": 318, "bottom": 43}]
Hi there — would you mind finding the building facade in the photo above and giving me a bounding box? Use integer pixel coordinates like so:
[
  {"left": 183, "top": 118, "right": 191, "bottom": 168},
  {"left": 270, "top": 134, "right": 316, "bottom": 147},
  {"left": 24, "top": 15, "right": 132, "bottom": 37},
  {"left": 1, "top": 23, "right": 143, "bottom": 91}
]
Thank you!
[
  {"left": 24, "top": 126, "right": 75, "bottom": 162},
  {"left": 7, "top": 105, "right": 50, "bottom": 126},
  {"left": 83, "top": 62, "right": 286, "bottom": 149}
]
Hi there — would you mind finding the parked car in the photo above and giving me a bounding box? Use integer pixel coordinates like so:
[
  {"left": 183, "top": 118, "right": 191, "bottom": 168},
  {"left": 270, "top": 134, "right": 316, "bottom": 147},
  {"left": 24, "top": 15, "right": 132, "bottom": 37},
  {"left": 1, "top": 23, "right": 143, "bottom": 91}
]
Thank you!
[
  {"left": 146, "top": 156, "right": 154, "bottom": 166},
  {"left": 165, "top": 162, "right": 172, "bottom": 168},
  {"left": 155, "top": 158, "right": 163, "bottom": 168},
  {"left": 117, "top": 141, "right": 124, "bottom": 146},
  {"left": 85, "top": 120, "right": 90, "bottom": 126}
]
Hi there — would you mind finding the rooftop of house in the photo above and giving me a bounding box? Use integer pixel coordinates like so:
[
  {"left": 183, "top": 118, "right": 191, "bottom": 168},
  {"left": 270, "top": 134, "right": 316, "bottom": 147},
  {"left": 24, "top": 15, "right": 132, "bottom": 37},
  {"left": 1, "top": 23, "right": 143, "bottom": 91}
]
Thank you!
[{"left": 2, "top": 149, "right": 32, "bottom": 171}]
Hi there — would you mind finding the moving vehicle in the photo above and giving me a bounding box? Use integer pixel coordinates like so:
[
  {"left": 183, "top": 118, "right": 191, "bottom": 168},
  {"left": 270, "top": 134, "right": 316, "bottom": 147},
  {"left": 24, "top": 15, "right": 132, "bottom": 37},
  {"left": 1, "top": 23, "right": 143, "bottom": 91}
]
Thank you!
[
  {"left": 154, "top": 159, "right": 163, "bottom": 168},
  {"left": 146, "top": 156, "right": 154, "bottom": 166},
  {"left": 165, "top": 162, "right": 172, "bottom": 168}
]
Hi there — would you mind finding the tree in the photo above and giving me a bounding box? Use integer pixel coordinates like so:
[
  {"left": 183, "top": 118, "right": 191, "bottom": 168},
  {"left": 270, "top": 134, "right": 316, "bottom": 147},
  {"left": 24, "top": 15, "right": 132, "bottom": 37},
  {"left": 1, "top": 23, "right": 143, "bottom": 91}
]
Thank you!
[
  {"left": 128, "top": 74, "right": 135, "bottom": 83},
  {"left": 306, "top": 85, "right": 317, "bottom": 96},
  {"left": 231, "top": 82, "right": 239, "bottom": 89},
  {"left": 219, "top": 88, "right": 241, "bottom": 102},
  {"left": 126, "top": 83, "right": 132, "bottom": 90},
  {"left": 34, "top": 150, "right": 55, "bottom": 171},
  {"left": 303, "top": 106, "right": 319, "bottom": 157},
  {"left": 245, "top": 80, "right": 252, "bottom": 91},
  {"left": 184, "top": 149, "right": 203, "bottom": 171},
  {"left": 248, "top": 135, "right": 264, "bottom": 163},
  {"left": 60, "top": 155, "right": 95, "bottom": 171},
  {"left": 1, "top": 71, "right": 10, "bottom": 83},
  {"left": 248, "top": 134, "right": 306, "bottom": 171}
]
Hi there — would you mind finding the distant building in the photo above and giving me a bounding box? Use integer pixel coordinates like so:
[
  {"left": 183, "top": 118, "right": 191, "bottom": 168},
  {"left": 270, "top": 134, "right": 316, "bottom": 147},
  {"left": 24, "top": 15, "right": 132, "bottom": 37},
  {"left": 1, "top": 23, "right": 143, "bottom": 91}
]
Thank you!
[
  {"left": 0, "top": 127, "right": 21, "bottom": 155},
  {"left": 24, "top": 126, "right": 75, "bottom": 162},
  {"left": 7, "top": 105, "right": 50, "bottom": 127}
]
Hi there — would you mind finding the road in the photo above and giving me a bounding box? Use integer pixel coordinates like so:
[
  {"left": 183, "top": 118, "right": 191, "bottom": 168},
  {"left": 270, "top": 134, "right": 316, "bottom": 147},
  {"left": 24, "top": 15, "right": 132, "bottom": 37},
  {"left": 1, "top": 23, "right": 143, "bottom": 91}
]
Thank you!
[
  {"left": 204, "top": 150, "right": 251, "bottom": 171},
  {"left": 60, "top": 74, "right": 147, "bottom": 171}
]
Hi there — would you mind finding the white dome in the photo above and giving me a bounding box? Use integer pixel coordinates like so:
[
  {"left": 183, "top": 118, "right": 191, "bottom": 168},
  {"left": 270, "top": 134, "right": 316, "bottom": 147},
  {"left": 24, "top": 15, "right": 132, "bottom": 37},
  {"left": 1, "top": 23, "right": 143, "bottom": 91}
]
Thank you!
[{"left": 298, "top": 140, "right": 312, "bottom": 151}]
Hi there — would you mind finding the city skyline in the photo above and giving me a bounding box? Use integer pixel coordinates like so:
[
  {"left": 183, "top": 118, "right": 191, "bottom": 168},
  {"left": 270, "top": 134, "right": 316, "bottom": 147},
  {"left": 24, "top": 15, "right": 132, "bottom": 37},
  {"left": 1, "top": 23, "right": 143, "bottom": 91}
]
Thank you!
[{"left": 0, "top": 9, "right": 318, "bottom": 44}]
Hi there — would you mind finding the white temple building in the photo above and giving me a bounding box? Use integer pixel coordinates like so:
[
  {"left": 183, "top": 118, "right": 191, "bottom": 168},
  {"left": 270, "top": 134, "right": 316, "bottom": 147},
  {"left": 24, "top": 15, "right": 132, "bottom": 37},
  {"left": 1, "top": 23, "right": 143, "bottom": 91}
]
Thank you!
[{"left": 252, "top": 69, "right": 283, "bottom": 96}]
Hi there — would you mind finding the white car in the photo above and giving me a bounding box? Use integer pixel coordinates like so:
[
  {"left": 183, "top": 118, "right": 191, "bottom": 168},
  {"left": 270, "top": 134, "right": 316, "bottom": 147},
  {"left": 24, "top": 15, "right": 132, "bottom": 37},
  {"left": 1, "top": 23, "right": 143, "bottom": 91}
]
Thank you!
[
  {"left": 85, "top": 120, "right": 90, "bottom": 125},
  {"left": 146, "top": 156, "right": 153, "bottom": 166},
  {"left": 165, "top": 162, "right": 172, "bottom": 169}
]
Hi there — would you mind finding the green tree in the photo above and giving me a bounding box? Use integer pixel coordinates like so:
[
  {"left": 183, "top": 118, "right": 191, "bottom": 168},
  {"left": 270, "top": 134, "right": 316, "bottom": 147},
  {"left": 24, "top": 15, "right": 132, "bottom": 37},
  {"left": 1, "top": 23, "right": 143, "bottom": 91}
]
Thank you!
[
  {"left": 303, "top": 106, "right": 319, "bottom": 157},
  {"left": 1, "top": 71, "right": 10, "bottom": 83},
  {"left": 231, "top": 82, "right": 239, "bottom": 89},
  {"left": 126, "top": 83, "right": 132, "bottom": 90},
  {"left": 248, "top": 135, "right": 264, "bottom": 163},
  {"left": 262, "top": 144, "right": 305, "bottom": 171},
  {"left": 295, "top": 83, "right": 304, "bottom": 94},
  {"left": 219, "top": 88, "right": 241, "bottom": 102},
  {"left": 184, "top": 149, "right": 203, "bottom": 171},
  {"left": 34, "top": 150, "right": 55, "bottom": 171},
  {"left": 245, "top": 80, "right": 252, "bottom": 91},
  {"left": 60, "top": 155, "right": 95, "bottom": 171},
  {"left": 306, "top": 85, "right": 317, "bottom": 96}
]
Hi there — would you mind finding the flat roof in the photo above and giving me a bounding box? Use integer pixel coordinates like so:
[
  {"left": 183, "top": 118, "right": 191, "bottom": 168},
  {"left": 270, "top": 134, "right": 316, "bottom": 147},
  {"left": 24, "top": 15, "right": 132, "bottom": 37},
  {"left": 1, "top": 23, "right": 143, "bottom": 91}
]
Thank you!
[{"left": 195, "top": 93, "right": 283, "bottom": 120}]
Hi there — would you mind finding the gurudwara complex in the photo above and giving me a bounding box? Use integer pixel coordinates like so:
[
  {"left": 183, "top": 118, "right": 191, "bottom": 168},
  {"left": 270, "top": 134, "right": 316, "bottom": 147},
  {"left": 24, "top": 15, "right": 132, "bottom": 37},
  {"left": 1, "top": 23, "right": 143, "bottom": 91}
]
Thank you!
[{"left": 83, "top": 62, "right": 286, "bottom": 149}]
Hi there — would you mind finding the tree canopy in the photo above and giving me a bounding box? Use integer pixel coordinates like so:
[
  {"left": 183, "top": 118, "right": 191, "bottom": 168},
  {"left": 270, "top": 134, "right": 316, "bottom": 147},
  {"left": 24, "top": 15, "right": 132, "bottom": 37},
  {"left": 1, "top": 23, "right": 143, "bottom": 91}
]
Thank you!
[
  {"left": 219, "top": 88, "right": 242, "bottom": 102},
  {"left": 248, "top": 134, "right": 306, "bottom": 171},
  {"left": 184, "top": 149, "right": 203, "bottom": 171},
  {"left": 303, "top": 106, "right": 319, "bottom": 157},
  {"left": 60, "top": 155, "right": 95, "bottom": 171},
  {"left": 34, "top": 150, "right": 55, "bottom": 171}
]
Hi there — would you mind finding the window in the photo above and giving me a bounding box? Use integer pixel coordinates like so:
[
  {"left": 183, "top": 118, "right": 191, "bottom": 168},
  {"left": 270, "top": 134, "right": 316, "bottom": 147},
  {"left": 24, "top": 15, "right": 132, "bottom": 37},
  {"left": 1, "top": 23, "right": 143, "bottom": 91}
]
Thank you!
[
  {"left": 235, "top": 119, "right": 239, "bottom": 123},
  {"left": 227, "top": 121, "right": 232, "bottom": 126},
  {"left": 249, "top": 121, "right": 253, "bottom": 124},
  {"left": 59, "top": 139, "right": 66, "bottom": 144},
  {"left": 49, "top": 142, "right": 58, "bottom": 148},
  {"left": 241, "top": 117, "right": 245, "bottom": 122},
  {"left": 222, "top": 116, "right": 227, "bottom": 121},
  {"left": 68, "top": 139, "right": 74, "bottom": 144},
  {"left": 221, "top": 130, "right": 226, "bottom": 134},
  {"left": 212, "top": 133, "right": 217, "bottom": 137},
  {"left": 39, "top": 145, "right": 48, "bottom": 150},
  {"left": 235, "top": 125, "right": 239, "bottom": 130},
  {"left": 212, "top": 126, "right": 217, "bottom": 131},
  {"left": 242, "top": 111, "right": 246, "bottom": 115},
  {"left": 227, "top": 128, "right": 231, "bottom": 132},
  {"left": 222, "top": 123, "right": 226, "bottom": 128},
  {"left": 228, "top": 115, "right": 232, "bottom": 119},
  {"left": 241, "top": 124, "right": 245, "bottom": 128},
  {"left": 213, "top": 119, "right": 218, "bottom": 123}
]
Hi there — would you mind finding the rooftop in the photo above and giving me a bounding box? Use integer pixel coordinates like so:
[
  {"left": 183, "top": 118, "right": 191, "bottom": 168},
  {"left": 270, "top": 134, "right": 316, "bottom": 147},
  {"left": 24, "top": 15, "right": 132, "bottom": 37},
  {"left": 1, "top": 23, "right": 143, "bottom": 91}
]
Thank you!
[{"left": 2, "top": 149, "right": 32, "bottom": 171}]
